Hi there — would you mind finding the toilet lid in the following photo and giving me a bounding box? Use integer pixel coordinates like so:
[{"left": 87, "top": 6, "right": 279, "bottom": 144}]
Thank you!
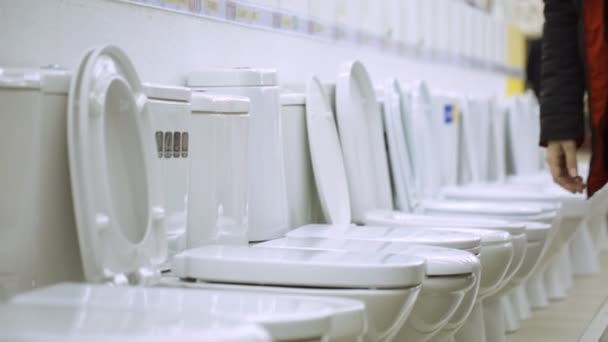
[
  {"left": 383, "top": 79, "right": 416, "bottom": 212},
  {"left": 305, "top": 76, "right": 352, "bottom": 225},
  {"left": 514, "top": 221, "right": 552, "bottom": 242},
  {"left": 67, "top": 45, "right": 166, "bottom": 282},
  {"left": 430, "top": 228, "right": 512, "bottom": 246},
  {"left": 0, "top": 303, "right": 271, "bottom": 342},
  {"left": 287, "top": 224, "right": 482, "bottom": 251},
  {"left": 171, "top": 245, "right": 425, "bottom": 289},
  {"left": 420, "top": 199, "right": 544, "bottom": 217},
  {"left": 258, "top": 237, "right": 479, "bottom": 276},
  {"left": 442, "top": 185, "right": 561, "bottom": 202},
  {"left": 335, "top": 61, "right": 393, "bottom": 224},
  {"left": 12, "top": 283, "right": 339, "bottom": 341},
  {"left": 366, "top": 211, "right": 527, "bottom": 236}
]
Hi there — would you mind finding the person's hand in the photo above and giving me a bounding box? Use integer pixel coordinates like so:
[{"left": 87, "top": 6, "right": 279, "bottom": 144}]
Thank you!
[{"left": 546, "top": 140, "right": 586, "bottom": 193}]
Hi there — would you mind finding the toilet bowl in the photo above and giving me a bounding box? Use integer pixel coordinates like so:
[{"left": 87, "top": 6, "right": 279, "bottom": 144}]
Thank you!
[
  {"left": 259, "top": 237, "right": 481, "bottom": 342},
  {"left": 440, "top": 184, "right": 583, "bottom": 298},
  {"left": 287, "top": 224, "right": 514, "bottom": 342},
  {"left": 1, "top": 45, "right": 413, "bottom": 342},
  {"left": 0, "top": 302, "right": 272, "bottom": 342}
]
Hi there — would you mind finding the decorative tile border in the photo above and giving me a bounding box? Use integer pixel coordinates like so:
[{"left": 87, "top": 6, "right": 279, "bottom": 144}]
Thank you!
[{"left": 117, "top": 0, "right": 525, "bottom": 79}]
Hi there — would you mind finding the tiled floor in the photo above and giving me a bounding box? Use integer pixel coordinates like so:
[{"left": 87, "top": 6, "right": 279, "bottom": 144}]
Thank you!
[{"left": 507, "top": 253, "right": 608, "bottom": 342}]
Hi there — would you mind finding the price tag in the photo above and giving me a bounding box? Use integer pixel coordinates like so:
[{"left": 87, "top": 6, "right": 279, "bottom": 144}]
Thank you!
[{"left": 444, "top": 104, "right": 454, "bottom": 124}]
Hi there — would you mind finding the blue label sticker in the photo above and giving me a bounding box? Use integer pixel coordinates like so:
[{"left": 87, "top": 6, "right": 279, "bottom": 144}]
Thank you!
[{"left": 444, "top": 104, "right": 453, "bottom": 124}]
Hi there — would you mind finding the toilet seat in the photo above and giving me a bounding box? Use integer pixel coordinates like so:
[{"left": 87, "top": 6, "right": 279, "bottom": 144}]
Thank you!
[
  {"left": 12, "top": 283, "right": 351, "bottom": 341},
  {"left": 288, "top": 224, "right": 481, "bottom": 252},
  {"left": 442, "top": 184, "right": 587, "bottom": 218},
  {"left": 173, "top": 245, "right": 425, "bottom": 288},
  {"left": 0, "top": 303, "right": 271, "bottom": 342},
  {"left": 419, "top": 200, "right": 543, "bottom": 217},
  {"left": 67, "top": 45, "right": 165, "bottom": 283},
  {"left": 259, "top": 237, "right": 479, "bottom": 276}
]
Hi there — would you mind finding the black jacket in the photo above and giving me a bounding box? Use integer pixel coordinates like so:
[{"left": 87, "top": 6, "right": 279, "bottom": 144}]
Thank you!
[{"left": 539, "top": 0, "right": 587, "bottom": 146}]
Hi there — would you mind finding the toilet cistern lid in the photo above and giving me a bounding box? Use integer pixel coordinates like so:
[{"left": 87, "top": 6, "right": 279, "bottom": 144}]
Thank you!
[
  {"left": 0, "top": 68, "right": 70, "bottom": 93},
  {"left": 280, "top": 92, "right": 306, "bottom": 106},
  {"left": 67, "top": 45, "right": 166, "bottom": 283},
  {"left": 191, "top": 92, "right": 250, "bottom": 114},
  {"left": 143, "top": 83, "right": 191, "bottom": 102},
  {"left": 187, "top": 68, "right": 278, "bottom": 87}
]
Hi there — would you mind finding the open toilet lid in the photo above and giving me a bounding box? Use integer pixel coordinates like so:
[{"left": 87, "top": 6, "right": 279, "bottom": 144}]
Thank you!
[
  {"left": 67, "top": 45, "right": 166, "bottom": 282},
  {"left": 306, "top": 76, "right": 352, "bottom": 225},
  {"left": 336, "top": 61, "right": 393, "bottom": 224}
]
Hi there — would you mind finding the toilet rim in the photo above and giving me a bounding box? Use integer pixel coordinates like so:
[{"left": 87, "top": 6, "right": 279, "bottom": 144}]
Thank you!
[
  {"left": 11, "top": 282, "right": 345, "bottom": 339},
  {"left": 0, "top": 303, "right": 272, "bottom": 342},
  {"left": 287, "top": 224, "right": 483, "bottom": 252}
]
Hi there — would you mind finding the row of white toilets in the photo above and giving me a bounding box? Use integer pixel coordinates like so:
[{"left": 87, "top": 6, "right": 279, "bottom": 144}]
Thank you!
[{"left": 1, "top": 44, "right": 607, "bottom": 341}]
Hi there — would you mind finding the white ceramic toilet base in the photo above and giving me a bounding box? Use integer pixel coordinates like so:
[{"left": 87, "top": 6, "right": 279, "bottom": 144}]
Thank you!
[
  {"left": 454, "top": 302, "right": 486, "bottom": 342},
  {"left": 483, "top": 298, "right": 507, "bottom": 342},
  {"left": 597, "top": 216, "right": 608, "bottom": 251},
  {"left": 545, "top": 259, "right": 567, "bottom": 300},
  {"left": 512, "top": 286, "right": 531, "bottom": 320},
  {"left": 559, "top": 246, "right": 573, "bottom": 291},
  {"left": 526, "top": 273, "right": 549, "bottom": 309},
  {"left": 570, "top": 223, "right": 601, "bottom": 275},
  {"left": 502, "top": 295, "right": 520, "bottom": 333}
]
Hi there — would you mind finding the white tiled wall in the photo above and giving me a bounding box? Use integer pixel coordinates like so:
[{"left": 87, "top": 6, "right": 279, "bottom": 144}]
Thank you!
[{"left": 0, "top": 0, "right": 508, "bottom": 96}]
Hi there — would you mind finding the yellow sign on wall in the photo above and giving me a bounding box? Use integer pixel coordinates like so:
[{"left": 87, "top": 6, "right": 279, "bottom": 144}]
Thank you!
[{"left": 506, "top": 25, "right": 526, "bottom": 96}]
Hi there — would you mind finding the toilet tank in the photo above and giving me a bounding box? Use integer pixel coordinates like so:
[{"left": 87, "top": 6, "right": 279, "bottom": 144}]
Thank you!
[
  {"left": 0, "top": 68, "right": 84, "bottom": 299},
  {"left": 143, "top": 84, "right": 192, "bottom": 268},
  {"left": 187, "top": 92, "right": 250, "bottom": 248},
  {"left": 188, "top": 69, "right": 289, "bottom": 242},
  {"left": 280, "top": 93, "right": 324, "bottom": 229}
]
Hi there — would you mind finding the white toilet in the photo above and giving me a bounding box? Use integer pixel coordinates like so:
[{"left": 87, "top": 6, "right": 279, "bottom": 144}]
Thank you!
[
  {"left": 0, "top": 302, "right": 272, "bottom": 342},
  {"left": 0, "top": 45, "right": 390, "bottom": 342}
]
